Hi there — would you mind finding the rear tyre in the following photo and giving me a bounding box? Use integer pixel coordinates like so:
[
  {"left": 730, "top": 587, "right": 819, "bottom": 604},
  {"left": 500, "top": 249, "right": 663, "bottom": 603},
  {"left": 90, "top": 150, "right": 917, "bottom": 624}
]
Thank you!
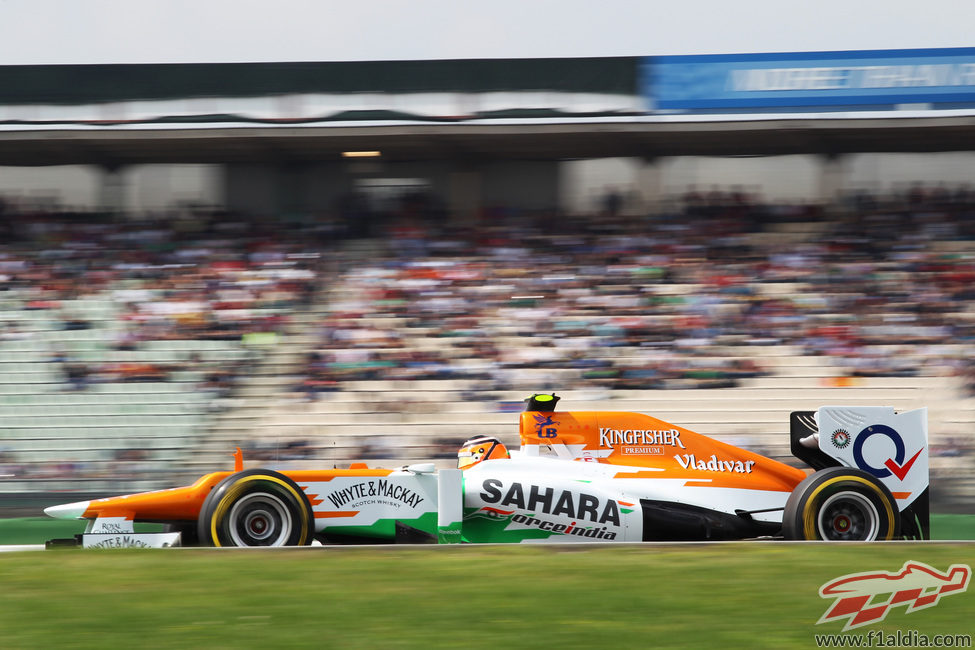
[
  {"left": 783, "top": 467, "right": 899, "bottom": 541},
  {"left": 197, "top": 469, "right": 314, "bottom": 547}
]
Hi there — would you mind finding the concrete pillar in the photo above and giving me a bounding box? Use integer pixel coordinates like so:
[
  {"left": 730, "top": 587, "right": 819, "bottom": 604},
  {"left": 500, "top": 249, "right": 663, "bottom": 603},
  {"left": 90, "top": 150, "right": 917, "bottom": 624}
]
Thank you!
[
  {"left": 636, "top": 158, "right": 663, "bottom": 215},
  {"left": 98, "top": 165, "right": 127, "bottom": 215},
  {"left": 819, "top": 154, "right": 845, "bottom": 204}
]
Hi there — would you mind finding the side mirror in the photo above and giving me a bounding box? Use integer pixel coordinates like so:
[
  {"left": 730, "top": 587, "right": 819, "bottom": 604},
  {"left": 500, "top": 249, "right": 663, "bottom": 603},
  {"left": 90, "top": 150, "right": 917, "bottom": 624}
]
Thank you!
[{"left": 405, "top": 463, "right": 436, "bottom": 474}]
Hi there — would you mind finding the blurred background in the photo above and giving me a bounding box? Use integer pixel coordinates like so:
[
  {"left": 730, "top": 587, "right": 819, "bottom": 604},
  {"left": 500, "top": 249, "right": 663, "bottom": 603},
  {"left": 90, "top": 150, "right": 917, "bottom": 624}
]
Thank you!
[{"left": 1, "top": 24, "right": 975, "bottom": 517}]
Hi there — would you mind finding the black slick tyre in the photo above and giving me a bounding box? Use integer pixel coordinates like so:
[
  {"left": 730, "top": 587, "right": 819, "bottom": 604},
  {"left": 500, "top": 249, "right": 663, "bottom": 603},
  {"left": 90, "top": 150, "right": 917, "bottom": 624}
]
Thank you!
[
  {"left": 782, "top": 467, "right": 900, "bottom": 541},
  {"left": 197, "top": 469, "right": 314, "bottom": 547}
]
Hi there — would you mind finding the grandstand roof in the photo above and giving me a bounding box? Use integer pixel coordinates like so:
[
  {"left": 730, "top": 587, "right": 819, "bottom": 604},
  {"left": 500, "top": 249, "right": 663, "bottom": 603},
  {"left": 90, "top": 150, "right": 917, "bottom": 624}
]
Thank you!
[
  {"left": 0, "top": 58, "right": 638, "bottom": 105},
  {"left": 3, "top": 114, "right": 975, "bottom": 167},
  {"left": 1, "top": 58, "right": 975, "bottom": 165}
]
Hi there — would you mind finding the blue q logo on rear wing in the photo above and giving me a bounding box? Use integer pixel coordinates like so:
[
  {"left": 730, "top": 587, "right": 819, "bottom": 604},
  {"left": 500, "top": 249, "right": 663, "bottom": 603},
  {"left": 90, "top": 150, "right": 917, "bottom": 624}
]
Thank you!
[{"left": 816, "top": 406, "right": 928, "bottom": 509}]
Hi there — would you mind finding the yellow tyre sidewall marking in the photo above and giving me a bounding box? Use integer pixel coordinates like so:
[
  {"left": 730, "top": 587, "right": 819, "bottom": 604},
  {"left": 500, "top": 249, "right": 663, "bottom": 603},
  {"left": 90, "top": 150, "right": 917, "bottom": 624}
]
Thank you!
[
  {"left": 801, "top": 475, "right": 895, "bottom": 540},
  {"left": 210, "top": 475, "right": 310, "bottom": 547}
]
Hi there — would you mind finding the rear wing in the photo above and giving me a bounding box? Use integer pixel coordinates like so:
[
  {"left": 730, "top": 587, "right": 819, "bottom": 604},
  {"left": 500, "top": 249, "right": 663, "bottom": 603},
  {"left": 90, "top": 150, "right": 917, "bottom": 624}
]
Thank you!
[{"left": 791, "top": 406, "right": 929, "bottom": 540}]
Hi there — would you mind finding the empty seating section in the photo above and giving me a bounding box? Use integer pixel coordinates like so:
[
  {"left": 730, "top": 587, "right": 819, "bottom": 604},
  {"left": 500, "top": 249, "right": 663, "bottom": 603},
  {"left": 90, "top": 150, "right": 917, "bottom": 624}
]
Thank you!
[{"left": 0, "top": 291, "right": 243, "bottom": 493}]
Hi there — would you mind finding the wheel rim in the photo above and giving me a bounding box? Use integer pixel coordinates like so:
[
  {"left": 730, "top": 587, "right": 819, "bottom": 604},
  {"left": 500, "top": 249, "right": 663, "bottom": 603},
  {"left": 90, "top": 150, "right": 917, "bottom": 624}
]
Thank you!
[
  {"left": 227, "top": 492, "right": 293, "bottom": 546},
  {"left": 817, "top": 491, "right": 880, "bottom": 541}
]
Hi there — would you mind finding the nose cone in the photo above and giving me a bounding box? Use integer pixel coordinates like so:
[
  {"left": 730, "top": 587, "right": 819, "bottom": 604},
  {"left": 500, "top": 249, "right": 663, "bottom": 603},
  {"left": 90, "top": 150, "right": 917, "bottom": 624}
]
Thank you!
[{"left": 44, "top": 500, "right": 91, "bottom": 520}]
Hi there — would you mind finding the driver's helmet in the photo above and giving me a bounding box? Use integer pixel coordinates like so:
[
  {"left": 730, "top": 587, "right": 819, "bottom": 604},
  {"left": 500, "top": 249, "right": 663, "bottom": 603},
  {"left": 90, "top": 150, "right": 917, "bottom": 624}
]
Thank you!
[{"left": 458, "top": 436, "right": 509, "bottom": 469}]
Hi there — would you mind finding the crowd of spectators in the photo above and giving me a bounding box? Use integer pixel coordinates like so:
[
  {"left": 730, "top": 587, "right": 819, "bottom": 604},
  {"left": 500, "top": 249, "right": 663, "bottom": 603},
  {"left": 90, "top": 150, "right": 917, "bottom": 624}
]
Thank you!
[
  {"left": 0, "top": 207, "right": 328, "bottom": 388},
  {"left": 0, "top": 206, "right": 333, "bottom": 485},
  {"left": 2, "top": 185, "right": 975, "bottom": 491},
  {"left": 292, "top": 185, "right": 975, "bottom": 398},
  {"left": 0, "top": 208, "right": 322, "bottom": 338},
  {"left": 5, "top": 187, "right": 974, "bottom": 402}
]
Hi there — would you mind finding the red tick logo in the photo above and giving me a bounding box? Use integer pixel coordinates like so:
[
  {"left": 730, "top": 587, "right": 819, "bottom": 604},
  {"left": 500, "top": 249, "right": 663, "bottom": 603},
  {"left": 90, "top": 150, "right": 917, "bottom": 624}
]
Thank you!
[{"left": 883, "top": 447, "right": 924, "bottom": 481}]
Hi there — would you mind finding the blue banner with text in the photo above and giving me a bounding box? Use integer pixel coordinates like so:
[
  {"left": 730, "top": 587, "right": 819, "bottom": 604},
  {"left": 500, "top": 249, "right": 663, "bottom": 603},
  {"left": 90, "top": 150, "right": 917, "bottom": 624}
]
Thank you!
[{"left": 643, "top": 48, "right": 975, "bottom": 113}]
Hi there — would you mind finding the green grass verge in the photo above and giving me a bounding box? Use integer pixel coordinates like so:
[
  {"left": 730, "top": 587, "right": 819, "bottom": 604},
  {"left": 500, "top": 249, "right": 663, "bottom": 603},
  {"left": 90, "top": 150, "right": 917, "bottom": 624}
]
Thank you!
[
  {"left": 0, "top": 518, "right": 162, "bottom": 545},
  {"left": 0, "top": 544, "right": 973, "bottom": 649},
  {"left": 932, "top": 513, "right": 975, "bottom": 540}
]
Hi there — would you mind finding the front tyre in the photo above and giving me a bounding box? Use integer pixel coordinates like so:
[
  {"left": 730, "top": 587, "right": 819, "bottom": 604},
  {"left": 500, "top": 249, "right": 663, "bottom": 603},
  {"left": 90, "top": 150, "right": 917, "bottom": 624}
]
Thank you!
[
  {"left": 782, "top": 467, "right": 900, "bottom": 541},
  {"left": 198, "top": 469, "right": 314, "bottom": 547}
]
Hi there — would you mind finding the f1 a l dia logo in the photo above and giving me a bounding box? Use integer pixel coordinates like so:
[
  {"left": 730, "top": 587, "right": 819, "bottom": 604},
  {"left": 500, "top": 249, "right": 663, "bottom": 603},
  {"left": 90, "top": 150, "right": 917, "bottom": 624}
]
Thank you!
[{"left": 818, "top": 561, "right": 971, "bottom": 631}]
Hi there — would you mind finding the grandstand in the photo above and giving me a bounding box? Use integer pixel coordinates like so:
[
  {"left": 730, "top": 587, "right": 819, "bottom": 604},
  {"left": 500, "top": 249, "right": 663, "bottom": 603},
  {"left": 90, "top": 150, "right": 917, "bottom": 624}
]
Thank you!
[
  {"left": 1, "top": 49, "right": 975, "bottom": 514},
  {"left": 3, "top": 195, "right": 971, "bottom": 513}
]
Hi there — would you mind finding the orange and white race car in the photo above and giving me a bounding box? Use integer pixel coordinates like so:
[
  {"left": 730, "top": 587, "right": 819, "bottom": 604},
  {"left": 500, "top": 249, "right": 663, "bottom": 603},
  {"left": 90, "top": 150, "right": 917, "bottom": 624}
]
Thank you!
[{"left": 44, "top": 394, "right": 930, "bottom": 547}]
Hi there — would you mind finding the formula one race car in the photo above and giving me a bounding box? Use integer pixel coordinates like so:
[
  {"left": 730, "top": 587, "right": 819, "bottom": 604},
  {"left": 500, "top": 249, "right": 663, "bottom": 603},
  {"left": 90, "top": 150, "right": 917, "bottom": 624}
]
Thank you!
[{"left": 43, "top": 394, "right": 930, "bottom": 547}]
